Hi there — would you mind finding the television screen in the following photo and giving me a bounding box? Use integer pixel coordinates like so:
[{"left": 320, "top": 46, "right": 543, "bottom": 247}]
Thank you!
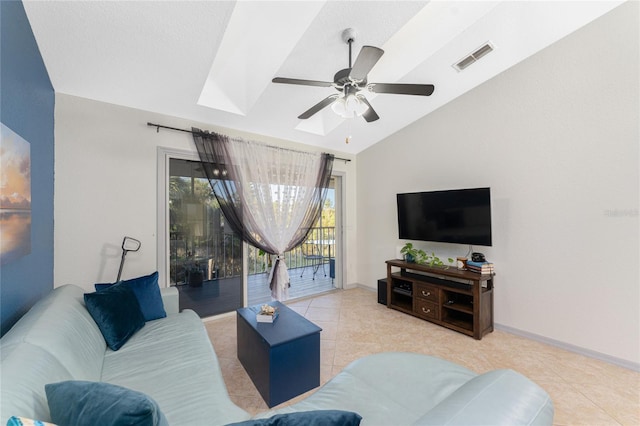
[{"left": 397, "top": 187, "right": 492, "bottom": 246}]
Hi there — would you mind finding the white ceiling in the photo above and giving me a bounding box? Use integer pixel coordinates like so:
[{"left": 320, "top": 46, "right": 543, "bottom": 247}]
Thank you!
[{"left": 23, "top": 1, "right": 623, "bottom": 155}]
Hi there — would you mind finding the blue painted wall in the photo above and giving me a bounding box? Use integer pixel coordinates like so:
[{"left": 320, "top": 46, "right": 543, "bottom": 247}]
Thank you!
[{"left": 1, "top": 0, "right": 55, "bottom": 335}]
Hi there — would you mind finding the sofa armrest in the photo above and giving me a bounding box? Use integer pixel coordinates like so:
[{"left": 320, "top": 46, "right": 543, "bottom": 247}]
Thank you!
[
  {"left": 160, "top": 287, "right": 179, "bottom": 314},
  {"left": 413, "top": 369, "right": 554, "bottom": 426}
]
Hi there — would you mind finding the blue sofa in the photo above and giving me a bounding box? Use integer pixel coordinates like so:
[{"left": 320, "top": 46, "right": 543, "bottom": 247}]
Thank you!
[{"left": 0, "top": 284, "right": 553, "bottom": 425}]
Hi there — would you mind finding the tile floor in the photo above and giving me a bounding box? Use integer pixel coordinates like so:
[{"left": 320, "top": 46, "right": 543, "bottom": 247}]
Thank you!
[{"left": 205, "top": 287, "right": 640, "bottom": 425}]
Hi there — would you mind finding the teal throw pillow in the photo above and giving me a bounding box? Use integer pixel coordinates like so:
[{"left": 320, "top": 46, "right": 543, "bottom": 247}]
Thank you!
[
  {"left": 95, "top": 271, "right": 166, "bottom": 321},
  {"left": 45, "top": 381, "right": 168, "bottom": 426},
  {"left": 84, "top": 282, "right": 145, "bottom": 350},
  {"left": 227, "top": 410, "right": 362, "bottom": 426}
]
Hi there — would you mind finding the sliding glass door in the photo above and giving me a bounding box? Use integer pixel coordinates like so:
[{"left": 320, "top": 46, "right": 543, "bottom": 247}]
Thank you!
[
  {"left": 159, "top": 151, "right": 343, "bottom": 315},
  {"left": 168, "top": 158, "right": 243, "bottom": 317}
]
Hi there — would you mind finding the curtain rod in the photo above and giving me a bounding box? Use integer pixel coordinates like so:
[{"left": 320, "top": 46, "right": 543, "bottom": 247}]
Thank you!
[{"left": 147, "top": 122, "right": 352, "bottom": 163}]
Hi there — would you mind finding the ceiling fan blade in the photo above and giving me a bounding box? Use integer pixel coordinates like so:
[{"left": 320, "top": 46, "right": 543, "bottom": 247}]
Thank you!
[
  {"left": 272, "top": 77, "right": 334, "bottom": 88},
  {"left": 368, "top": 83, "right": 434, "bottom": 96},
  {"left": 298, "top": 95, "right": 338, "bottom": 119},
  {"left": 349, "top": 46, "right": 384, "bottom": 82},
  {"left": 358, "top": 97, "right": 379, "bottom": 122}
]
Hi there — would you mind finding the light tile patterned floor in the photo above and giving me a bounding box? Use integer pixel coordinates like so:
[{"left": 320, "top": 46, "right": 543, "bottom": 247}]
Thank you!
[{"left": 205, "top": 288, "right": 640, "bottom": 425}]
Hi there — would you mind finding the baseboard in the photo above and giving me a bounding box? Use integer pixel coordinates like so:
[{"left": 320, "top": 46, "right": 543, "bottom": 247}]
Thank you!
[
  {"left": 351, "top": 283, "right": 376, "bottom": 292},
  {"left": 495, "top": 323, "right": 640, "bottom": 372},
  {"left": 201, "top": 310, "right": 235, "bottom": 323}
]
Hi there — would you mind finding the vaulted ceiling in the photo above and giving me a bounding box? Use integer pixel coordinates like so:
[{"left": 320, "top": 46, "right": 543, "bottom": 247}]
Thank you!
[{"left": 23, "top": 1, "right": 623, "bottom": 154}]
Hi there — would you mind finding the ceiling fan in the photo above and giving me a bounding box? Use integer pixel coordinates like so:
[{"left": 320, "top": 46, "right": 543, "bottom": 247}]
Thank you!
[{"left": 272, "top": 28, "right": 435, "bottom": 122}]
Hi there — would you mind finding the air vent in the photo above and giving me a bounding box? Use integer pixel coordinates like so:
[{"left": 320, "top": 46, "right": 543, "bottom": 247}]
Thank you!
[{"left": 453, "top": 42, "right": 494, "bottom": 71}]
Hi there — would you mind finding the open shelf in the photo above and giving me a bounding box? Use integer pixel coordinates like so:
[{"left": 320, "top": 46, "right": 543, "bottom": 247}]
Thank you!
[
  {"left": 441, "top": 309, "right": 473, "bottom": 331},
  {"left": 442, "top": 303, "right": 473, "bottom": 315},
  {"left": 389, "top": 276, "right": 413, "bottom": 312},
  {"left": 391, "top": 293, "right": 412, "bottom": 312},
  {"left": 442, "top": 291, "right": 473, "bottom": 314},
  {"left": 392, "top": 287, "right": 412, "bottom": 297}
]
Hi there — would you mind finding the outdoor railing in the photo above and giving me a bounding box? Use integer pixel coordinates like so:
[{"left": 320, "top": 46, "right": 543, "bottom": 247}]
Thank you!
[
  {"left": 170, "top": 226, "right": 335, "bottom": 285},
  {"left": 247, "top": 227, "right": 336, "bottom": 275},
  {"left": 169, "top": 231, "right": 242, "bottom": 285}
]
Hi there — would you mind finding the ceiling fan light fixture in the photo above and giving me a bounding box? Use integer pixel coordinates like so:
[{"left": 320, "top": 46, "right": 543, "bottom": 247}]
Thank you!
[
  {"left": 332, "top": 93, "right": 368, "bottom": 118},
  {"left": 351, "top": 95, "right": 370, "bottom": 116},
  {"left": 331, "top": 97, "right": 349, "bottom": 118}
]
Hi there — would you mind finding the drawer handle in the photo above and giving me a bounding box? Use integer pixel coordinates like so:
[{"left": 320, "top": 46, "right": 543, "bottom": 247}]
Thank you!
[
  {"left": 422, "top": 307, "right": 431, "bottom": 314},
  {"left": 422, "top": 291, "right": 431, "bottom": 297}
]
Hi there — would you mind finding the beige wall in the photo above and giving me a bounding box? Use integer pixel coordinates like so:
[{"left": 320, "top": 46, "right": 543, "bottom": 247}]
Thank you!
[
  {"left": 356, "top": 2, "right": 639, "bottom": 366},
  {"left": 54, "top": 96, "right": 357, "bottom": 290}
]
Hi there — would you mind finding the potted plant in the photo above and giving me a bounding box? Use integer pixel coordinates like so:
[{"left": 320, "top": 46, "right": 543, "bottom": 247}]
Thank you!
[
  {"left": 400, "top": 242, "right": 424, "bottom": 263},
  {"left": 400, "top": 243, "right": 454, "bottom": 268}
]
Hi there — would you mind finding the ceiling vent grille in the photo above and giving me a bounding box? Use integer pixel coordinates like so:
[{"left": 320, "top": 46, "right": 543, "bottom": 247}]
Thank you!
[{"left": 453, "top": 42, "right": 494, "bottom": 71}]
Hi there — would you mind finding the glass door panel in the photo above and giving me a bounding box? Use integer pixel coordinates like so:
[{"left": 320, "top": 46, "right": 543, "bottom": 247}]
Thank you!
[{"left": 169, "top": 158, "right": 243, "bottom": 317}]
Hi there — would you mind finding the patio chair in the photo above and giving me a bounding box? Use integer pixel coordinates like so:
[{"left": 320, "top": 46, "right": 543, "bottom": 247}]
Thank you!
[{"left": 299, "top": 241, "right": 326, "bottom": 280}]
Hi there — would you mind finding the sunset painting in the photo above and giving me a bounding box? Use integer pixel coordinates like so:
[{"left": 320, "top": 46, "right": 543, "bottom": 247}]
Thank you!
[{"left": 1, "top": 123, "right": 31, "bottom": 264}]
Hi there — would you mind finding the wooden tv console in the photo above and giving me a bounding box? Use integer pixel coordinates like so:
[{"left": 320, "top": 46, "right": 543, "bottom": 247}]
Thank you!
[{"left": 386, "top": 259, "right": 494, "bottom": 340}]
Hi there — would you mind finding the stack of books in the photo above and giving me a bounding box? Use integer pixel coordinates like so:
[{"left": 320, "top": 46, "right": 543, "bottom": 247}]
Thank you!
[
  {"left": 466, "top": 260, "right": 495, "bottom": 275},
  {"left": 256, "top": 304, "right": 279, "bottom": 323}
]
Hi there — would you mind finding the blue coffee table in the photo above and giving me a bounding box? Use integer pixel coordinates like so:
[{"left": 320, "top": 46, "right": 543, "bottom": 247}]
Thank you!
[{"left": 236, "top": 301, "right": 322, "bottom": 407}]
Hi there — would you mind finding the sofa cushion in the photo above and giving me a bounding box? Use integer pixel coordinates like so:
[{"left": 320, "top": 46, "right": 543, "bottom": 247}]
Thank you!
[
  {"left": 101, "top": 310, "right": 251, "bottom": 425},
  {"left": 412, "top": 369, "right": 555, "bottom": 425},
  {"left": 0, "top": 344, "right": 73, "bottom": 423},
  {"left": 255, "top": 353, "right": 476, "bottom": 425},
  {"left": 84, "top": 282, "right": 145, "bottom": 351},
  {"left": 159, "top": 287, "right": 179, "bottom": 315},
  {"left": 95, "top": 271, "right": 166, "bottom": 321},
  {"left": 45, "top": 381, "right": 168, "bottom": 426},
  {"left": 229, "top": 410, "right": 362, "bottom": 426},
  {"left": 0, "top": 285, "right": 105, "bottom": 382}
]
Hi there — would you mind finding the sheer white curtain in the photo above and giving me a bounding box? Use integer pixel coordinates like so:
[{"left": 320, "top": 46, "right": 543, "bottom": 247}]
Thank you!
[{"left": 193, "top": 129, "right": 333, "bottom": 300}]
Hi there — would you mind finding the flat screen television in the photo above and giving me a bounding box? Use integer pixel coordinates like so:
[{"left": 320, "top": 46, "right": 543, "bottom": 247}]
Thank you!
[{"left": 397, "top": 187, "right": 492, "bottom": 246}]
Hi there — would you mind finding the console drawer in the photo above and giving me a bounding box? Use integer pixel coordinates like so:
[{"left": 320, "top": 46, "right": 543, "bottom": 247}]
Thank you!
[
  {"left": 415, "top": 283, "right": 438, "bottom": 303},
  {"left": 415, "top": 299, "right": 438, "bottom": 320}
]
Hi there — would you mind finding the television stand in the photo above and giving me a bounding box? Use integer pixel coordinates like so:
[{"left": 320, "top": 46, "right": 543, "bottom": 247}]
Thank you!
[{"left": 385, "top": 259, "right": 494, "bottom": 340}]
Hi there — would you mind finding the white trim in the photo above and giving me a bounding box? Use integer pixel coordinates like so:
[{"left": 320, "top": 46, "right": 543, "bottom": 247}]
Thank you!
[
  {"left": 242, "top": 241, "right": 249, "bottom": 307},
  {"left": 333, "top": 172, "right": 346, "bottom": 290},
  {"left": 495, "top": 323, "right": 640, "bottom": 372}
]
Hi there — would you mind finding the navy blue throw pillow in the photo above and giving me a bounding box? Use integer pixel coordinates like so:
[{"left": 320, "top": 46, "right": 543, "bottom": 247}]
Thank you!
[
  {"left": 227, "top": 410, "right": 362, "bottom": 426},
  {"left": 84, "top": 282, "right": 145, "bottom": 351},
  {"left": 45, "top": 380, "right": 168, "bottom": 426},
  {"left": 95, "top": 271, "right": 166, "bottom": 321}
]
